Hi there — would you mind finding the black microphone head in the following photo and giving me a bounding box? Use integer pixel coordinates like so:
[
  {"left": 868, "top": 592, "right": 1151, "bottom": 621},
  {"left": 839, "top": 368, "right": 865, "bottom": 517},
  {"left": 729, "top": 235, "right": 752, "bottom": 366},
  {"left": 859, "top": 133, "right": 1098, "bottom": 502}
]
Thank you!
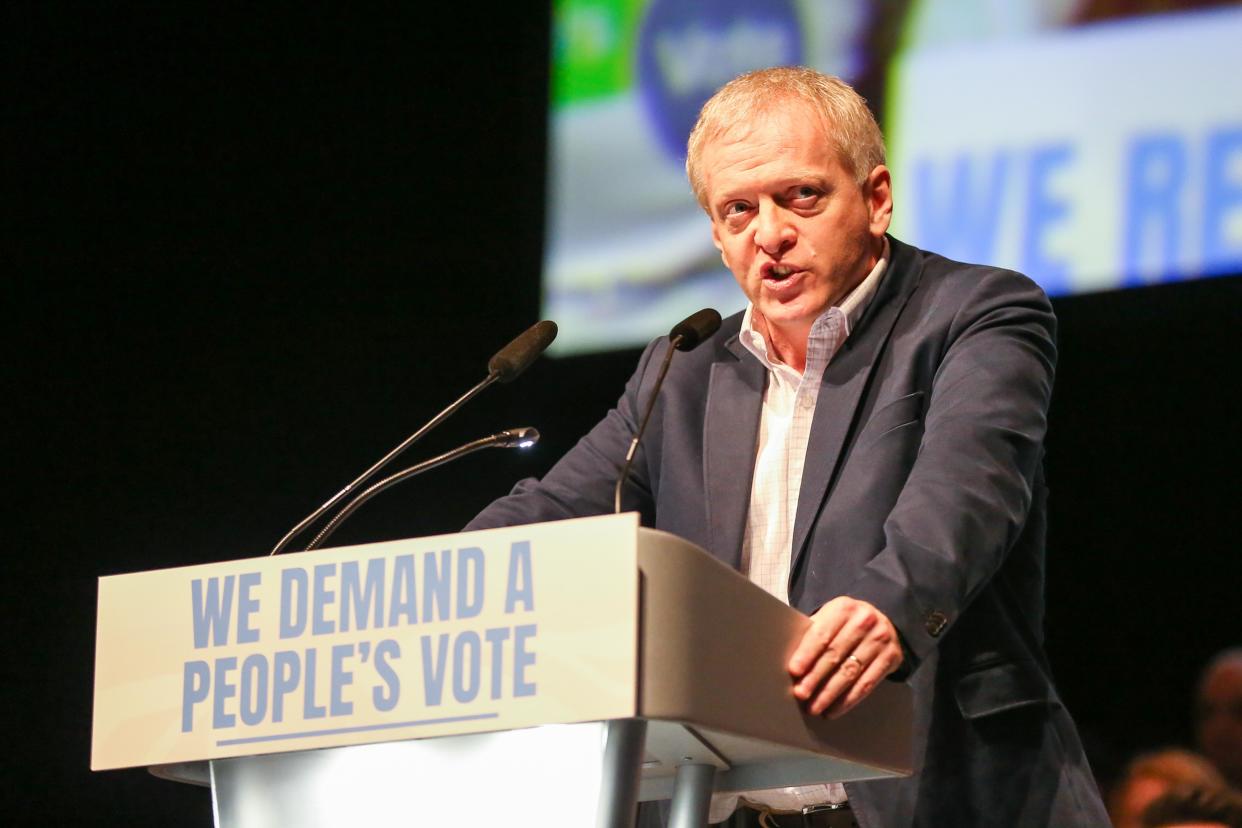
[
  {"left": 669, "top": 308, "right": 722, "bottom": 351},
  {"left": 488, "top": 320, "right": 558, "bottom": 383}
]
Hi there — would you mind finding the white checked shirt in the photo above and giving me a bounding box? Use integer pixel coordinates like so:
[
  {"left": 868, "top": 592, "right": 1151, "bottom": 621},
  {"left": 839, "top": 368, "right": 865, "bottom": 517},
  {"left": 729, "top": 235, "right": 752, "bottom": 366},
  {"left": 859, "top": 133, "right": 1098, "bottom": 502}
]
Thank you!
[{"left": 709, "top": 241, "right": 889, "bottom": 822}]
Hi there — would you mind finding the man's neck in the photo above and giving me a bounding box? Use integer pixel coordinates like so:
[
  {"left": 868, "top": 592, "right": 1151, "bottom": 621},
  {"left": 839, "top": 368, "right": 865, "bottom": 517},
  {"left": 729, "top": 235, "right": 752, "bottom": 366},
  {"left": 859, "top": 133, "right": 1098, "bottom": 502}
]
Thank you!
[
  {"left": 753, "top": 312, "right": 811, "bottom": 373},
  {"left": 755, "top": 273, "right": 866, "bottom": 373}
]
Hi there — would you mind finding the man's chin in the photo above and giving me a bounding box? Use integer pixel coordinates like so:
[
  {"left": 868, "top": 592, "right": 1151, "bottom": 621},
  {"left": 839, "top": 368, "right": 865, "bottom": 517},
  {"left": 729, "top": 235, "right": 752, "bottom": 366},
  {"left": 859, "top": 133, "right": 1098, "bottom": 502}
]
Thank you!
[{"left": 758, "top": 300, "right": 822, "bottom": 332}]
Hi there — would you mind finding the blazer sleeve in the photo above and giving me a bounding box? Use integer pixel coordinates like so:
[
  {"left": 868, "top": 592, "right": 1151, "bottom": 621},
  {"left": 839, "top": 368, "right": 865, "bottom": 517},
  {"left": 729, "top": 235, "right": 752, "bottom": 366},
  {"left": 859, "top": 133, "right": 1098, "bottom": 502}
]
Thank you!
[
  {"left": 463, "top": 337, "right": 664, "bottom": 531},
  {"left": 843, "top": 267, "right": 1057, "bottom": 671}
]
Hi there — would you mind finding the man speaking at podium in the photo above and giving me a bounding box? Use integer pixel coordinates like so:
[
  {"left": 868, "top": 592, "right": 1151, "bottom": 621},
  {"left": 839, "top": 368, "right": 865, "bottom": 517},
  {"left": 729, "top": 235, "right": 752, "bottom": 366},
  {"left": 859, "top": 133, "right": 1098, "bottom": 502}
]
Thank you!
[{"left": 467, "top": 67, "right": 1108, "bottom": 827}]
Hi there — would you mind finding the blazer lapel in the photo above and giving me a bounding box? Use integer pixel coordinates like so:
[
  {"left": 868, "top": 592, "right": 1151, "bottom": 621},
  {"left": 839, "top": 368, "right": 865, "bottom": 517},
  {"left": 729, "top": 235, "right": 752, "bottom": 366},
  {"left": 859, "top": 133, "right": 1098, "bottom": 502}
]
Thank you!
[
  {"left": 704, "top": 335, "right": 766, "bottom": 570},
  {"left": 790, "top": 242, "right": 924, "bottom": 578}
]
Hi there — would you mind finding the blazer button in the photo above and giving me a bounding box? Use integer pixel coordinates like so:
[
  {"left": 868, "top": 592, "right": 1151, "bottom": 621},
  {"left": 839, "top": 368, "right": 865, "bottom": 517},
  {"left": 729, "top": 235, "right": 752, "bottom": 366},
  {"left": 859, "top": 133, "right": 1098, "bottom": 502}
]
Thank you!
[{"left": 925, "top": 610, "right": 949, "bottom": 637}]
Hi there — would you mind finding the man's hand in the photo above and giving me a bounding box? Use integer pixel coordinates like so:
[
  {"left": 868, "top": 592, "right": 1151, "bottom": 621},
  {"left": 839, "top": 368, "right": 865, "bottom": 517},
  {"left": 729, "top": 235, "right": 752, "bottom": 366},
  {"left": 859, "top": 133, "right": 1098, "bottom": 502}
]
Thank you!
[{"left": 788, "top": 596, "right": 904, "bottom": 718}]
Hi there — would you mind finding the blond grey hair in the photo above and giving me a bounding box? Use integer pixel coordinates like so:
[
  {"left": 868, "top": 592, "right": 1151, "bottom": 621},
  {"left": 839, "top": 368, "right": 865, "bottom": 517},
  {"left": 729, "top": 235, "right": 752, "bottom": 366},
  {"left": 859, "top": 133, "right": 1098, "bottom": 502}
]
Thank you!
[{"left": 685, "top": 66, "right": 886, "bottom": 210}]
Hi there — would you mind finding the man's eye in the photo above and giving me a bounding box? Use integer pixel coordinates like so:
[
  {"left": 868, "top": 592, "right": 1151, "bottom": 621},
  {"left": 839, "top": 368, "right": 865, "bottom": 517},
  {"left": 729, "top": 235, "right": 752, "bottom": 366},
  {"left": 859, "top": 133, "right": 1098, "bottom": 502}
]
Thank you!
[
  {"left": 794, "top": 187, "right": 818, "bottom": 200},
  {"left": 724, "top": 202, "right": 749, "bottom": 216}
]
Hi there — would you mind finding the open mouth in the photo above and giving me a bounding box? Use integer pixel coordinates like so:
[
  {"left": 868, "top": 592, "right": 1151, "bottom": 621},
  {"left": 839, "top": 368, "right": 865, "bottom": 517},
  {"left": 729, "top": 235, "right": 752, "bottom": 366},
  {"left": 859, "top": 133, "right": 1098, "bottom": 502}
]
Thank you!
[{"left": 764, "top": 265, "right": 800, "bottom": 283}]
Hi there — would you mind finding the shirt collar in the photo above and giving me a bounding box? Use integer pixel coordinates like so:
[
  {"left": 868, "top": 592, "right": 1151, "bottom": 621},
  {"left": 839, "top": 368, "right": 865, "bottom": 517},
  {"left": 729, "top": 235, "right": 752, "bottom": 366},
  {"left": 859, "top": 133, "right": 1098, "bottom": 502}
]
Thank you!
[{"left": 739, "top": 236, "right": 890, "bottom": 371}]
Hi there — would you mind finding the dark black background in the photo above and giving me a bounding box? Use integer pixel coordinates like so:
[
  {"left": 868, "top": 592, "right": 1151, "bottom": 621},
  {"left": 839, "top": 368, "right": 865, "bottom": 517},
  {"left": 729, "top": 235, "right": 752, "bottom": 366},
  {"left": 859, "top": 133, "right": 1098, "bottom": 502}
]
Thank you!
[{"left": 8, "top": 4, "right": 1240, "bottom": 825}]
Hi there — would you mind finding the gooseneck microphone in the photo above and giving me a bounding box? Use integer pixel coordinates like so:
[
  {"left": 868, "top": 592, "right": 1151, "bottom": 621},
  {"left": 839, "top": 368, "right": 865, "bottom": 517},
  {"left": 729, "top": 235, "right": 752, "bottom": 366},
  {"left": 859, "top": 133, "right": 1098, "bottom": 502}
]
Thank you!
[
  {"left": 269, "top": 321, "right": 557, "bottom": 555},
  {"left": 304, "top": 427, "right": 540, "bottom": 552},
  {"left": 613, "top": 308, "right": 722, "bottom": 513}
]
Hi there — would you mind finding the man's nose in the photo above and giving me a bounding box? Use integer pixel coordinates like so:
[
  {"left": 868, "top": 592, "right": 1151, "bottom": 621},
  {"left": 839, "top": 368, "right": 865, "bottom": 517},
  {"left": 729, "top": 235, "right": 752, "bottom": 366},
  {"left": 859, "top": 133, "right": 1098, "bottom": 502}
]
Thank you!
[{"left": 753, "top": 200, "right": 795, "bottom": 256}]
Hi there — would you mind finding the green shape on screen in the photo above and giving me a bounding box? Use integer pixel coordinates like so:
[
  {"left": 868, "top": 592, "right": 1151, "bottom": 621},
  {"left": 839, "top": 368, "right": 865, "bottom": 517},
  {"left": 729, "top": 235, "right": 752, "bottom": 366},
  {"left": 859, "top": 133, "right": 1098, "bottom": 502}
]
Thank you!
[{"left": 552, "top": 0, "right": 647, "bottom": 106}]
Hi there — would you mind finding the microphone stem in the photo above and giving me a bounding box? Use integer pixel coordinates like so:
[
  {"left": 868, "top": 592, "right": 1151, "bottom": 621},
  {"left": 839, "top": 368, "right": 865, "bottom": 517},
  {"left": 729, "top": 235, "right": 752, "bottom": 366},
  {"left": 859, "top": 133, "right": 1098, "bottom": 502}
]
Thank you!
[
  {"left": 269, "top": 372, "right": 499, "bottom": 556},
  {"left": 614, "top": 335, "right": 682, "bottom": 514},
  {"left": 305, "top": 433, "right": 507, "bottom": 552}
]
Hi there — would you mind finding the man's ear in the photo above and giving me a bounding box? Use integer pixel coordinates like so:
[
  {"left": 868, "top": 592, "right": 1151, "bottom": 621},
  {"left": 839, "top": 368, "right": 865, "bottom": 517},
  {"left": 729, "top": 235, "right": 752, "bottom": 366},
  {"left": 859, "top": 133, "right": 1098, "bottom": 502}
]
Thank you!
[{"left": 865, "top": 165, "right": 893, "bottom": 237}]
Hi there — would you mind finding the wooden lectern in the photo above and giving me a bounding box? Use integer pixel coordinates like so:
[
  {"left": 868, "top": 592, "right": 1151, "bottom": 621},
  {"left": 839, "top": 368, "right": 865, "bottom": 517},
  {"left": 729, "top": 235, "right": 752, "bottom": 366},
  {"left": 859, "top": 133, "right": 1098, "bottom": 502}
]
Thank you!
[{"left": 93, "top": 514, "right": 911, "bottom": 827}]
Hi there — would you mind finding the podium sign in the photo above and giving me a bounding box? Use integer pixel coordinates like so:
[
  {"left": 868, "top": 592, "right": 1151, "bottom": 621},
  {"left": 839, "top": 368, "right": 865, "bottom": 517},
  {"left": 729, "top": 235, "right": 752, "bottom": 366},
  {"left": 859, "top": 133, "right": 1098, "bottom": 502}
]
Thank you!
[{"left": 92, "top": 513, "right": 640, "bottom": 771}]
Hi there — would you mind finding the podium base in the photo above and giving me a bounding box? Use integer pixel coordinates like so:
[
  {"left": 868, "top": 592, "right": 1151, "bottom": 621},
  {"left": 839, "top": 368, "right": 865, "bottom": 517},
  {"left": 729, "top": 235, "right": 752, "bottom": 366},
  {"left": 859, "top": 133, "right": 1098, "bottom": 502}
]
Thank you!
[{"left": 209, "top": 720, "right": 645, "bottom": 828}]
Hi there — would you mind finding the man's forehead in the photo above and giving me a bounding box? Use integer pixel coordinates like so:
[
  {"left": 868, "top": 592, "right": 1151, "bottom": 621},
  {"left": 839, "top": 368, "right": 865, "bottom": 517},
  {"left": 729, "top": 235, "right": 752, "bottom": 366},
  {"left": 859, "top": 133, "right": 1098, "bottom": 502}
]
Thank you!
[
  {"left": 700, "top": 106, "right": 844, "bottom": 188},
  {"left": 1200, "top": 658, "right": 1242, "bottom": 698},
  {"left": 709, "top": 98, "right": 831, "bottom": 147},
  {"left": 1207, "top": 660, "right": 1242, "bottom": 684}
]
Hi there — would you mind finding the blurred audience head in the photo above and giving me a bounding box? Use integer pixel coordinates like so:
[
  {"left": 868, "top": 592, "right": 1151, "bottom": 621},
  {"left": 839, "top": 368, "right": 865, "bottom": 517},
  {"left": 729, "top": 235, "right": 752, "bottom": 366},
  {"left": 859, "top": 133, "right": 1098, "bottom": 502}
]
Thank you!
[
  {"left": 1196, "top": 648, "right": 1242, "bottom": 787},
  {"left": 1140, "top": 783, "right": 1242, "bottom": 828},
  {"left": 1110, "top": 749, "right": 1228, "bottom": 828}
]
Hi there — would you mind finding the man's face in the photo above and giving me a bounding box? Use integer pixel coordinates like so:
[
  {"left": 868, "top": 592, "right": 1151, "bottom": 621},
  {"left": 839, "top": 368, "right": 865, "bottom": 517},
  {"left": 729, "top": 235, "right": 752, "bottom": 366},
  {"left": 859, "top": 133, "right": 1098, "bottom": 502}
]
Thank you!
[
  {"left": 1196, "top": 659, "right": 1242, "bottom": 785},
  {"left": 701, "top": 101, "right": 892, "bottom": 343}
]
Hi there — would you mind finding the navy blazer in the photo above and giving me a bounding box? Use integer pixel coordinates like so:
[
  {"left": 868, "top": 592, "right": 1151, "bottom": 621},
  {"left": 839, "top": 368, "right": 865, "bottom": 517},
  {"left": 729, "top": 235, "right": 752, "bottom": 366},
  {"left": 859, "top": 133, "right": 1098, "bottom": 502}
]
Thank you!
[{"left": 467, "top": 237, "right": 1109, "bottom": 827}]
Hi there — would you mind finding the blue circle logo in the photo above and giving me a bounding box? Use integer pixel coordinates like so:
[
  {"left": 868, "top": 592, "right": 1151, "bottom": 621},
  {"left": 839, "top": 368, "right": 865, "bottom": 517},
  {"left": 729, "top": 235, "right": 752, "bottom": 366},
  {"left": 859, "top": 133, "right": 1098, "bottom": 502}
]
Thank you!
[{"left": 636, "top": 0, "right": 804, "bottom": 162}]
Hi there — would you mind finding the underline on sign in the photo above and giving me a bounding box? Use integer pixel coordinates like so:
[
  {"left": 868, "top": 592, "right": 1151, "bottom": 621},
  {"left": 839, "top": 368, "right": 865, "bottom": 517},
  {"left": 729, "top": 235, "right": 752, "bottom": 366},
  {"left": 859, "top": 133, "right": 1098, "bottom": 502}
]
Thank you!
[{"left": 215, "top": 712, "right": 500, "bottom": 747}]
